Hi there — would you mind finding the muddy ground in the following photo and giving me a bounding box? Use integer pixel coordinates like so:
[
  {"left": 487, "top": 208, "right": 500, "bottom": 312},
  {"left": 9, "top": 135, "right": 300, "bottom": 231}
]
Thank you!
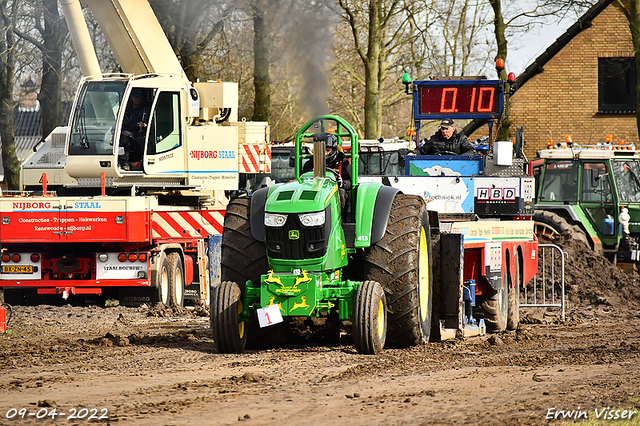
[{"left": 1, "top": 236, "right": 640, "bottom": 425}]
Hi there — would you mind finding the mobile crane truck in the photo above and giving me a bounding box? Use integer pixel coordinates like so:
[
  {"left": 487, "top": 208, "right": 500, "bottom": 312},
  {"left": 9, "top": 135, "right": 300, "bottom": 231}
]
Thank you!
[
  {"left": 0, "top": 0, "right": 270, "bottom": 306},
  {"left": 212, "top": 70, "right": 538, "bottom": 354}
]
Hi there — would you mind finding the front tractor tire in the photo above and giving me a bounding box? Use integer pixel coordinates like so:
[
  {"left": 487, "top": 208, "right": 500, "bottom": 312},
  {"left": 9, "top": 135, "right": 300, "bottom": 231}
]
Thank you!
[
  {"left": 352, "top": 281, "right": 387, "bottom": 354},
  {"left": 212, "top": 281, "right": 247, "bottom": 354},
  {"left": 217, "top": 196, "right": 285, "bottom": 349},
  {"left": 364, "top": 194, "right": 433, "bottom": 347}
]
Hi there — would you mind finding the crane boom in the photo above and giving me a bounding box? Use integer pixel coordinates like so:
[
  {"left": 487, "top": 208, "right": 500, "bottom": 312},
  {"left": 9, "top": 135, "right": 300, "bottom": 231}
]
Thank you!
[{"left": 63, "top": 0, "right": 185, "bottom": 77}]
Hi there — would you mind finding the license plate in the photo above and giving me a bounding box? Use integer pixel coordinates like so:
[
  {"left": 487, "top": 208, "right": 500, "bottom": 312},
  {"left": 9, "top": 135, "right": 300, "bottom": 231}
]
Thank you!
[{"left": 1, "top": 265, "right": 33, "bottom": 274}]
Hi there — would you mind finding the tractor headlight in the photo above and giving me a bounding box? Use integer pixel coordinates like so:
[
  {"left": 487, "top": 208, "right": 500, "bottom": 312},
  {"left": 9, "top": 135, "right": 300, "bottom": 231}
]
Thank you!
[
  {"left": 299, "top": 211, "right": 325, "bottom": 227},
  {"left": 264, "top": 212, "right": 288, "bottom": 227}
]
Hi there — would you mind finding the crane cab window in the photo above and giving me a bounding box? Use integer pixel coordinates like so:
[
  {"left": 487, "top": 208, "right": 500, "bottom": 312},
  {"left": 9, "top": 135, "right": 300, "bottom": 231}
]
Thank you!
[
  {"left": 147, "top": 92, "right": 182, "bottom": 155},
  {"left": 539, "top": 160, "right": 577, "bottom": 202}
]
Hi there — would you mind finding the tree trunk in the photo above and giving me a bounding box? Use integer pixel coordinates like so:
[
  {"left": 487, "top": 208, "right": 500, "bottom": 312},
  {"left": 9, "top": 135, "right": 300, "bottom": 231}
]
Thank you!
[
  {"left": 252, "top": 3, "right": 270, "bottom": 122},
  {"left": 0, "top": 2, "right": 19, "bottom": 190},
  {"left": 490, "top": 0, "right": 511, "bottom": 142},
  {"left": 40, "top": 0, "right": 67, "bottom": 137},
  {"left": 363, "top": 0, "right": 382, "bottom": 139}
]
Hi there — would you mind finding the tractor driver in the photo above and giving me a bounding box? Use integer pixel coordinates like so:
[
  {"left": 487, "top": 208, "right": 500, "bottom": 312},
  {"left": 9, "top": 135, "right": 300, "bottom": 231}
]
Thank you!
[
  {"left": 302, "top": 132, "right": 352, "bottom": 210},
  {"left": 120, "top": 89, "right": 151, "bottom": 170},
  {"left": 416, "top": 118, "right": 475, "bottom": 156}
]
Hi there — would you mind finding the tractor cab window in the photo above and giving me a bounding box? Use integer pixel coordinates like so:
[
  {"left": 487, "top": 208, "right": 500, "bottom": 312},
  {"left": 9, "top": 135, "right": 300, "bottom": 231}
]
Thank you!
[
  {"left": 359, "top": 148, "right": 407, "bottom": 176},
  {"left": 613, "top": 160, "right": 640, "bottom": 203},
  {"left": 539, "top": 160, "right": 578, "bottom": 202},
  {"left": 581, "top": 162, "right": 612, "bottom": 203},
  {"left": 147, "top": 91, "right": 182, "bottom": 155}
]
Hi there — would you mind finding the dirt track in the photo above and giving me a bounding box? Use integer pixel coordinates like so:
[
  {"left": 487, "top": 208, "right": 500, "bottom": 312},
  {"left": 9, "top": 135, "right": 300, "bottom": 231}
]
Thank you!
[{"left": 1, "top": 237, "right": 640, "bottom": 425}]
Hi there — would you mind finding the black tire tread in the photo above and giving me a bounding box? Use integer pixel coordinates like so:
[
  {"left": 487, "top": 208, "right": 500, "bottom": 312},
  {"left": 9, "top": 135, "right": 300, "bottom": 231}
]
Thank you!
[
  {"left": 352, "top": 281, "right": 386, "bottom": 354},
  {"left": 364, "top": 194, "right": 430, "bottom": 347},
  {"left": 212, "top": 281, "right": 246, "bottom": 353},
  {"left": 534, "top": 210, "right": 589, "bottom": 246},
  {"left": 221, "top": 197, "right": 269, "bottom": 289},
  {"left": 167, "top": 252, "right": 184, "bottom": 307},
  {"left": 507, "top": 253, "right": 521, "bottom": 330}
]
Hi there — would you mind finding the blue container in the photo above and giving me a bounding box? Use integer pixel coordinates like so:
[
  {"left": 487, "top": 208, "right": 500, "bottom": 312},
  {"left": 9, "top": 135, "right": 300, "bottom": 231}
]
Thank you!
[{"left": 601, "top": 218, "right": 614, "bottom": 236}]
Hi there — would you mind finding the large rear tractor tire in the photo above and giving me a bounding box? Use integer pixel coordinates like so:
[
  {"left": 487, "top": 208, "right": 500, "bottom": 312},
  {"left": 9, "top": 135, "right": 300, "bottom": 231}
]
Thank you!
[
  {"left": 212, "top": 281, "right": 247, "bottom": 353},
  {"left": 220, "top": 197, "right": 269, "bottom": 288},
  {"left": 534, "top": 210, "right": 589, "bottom": 246},
  {"left": 154, "top": 252, "right": 170, "bottom": 306},
  {"left": 352, "top": 281, "right": 387, "bottom": 354},
  {"left": 217, "top": 196, "right": 285, "bottom": 349},
  {"left": 364, "top": 194, "right": 433, "bottom": 347},
  {"left": 507, "top": 253, "right": 522, "bottom": 331},
  {"left": 167, "top": 252, "right": 185, "bottom": 307}
]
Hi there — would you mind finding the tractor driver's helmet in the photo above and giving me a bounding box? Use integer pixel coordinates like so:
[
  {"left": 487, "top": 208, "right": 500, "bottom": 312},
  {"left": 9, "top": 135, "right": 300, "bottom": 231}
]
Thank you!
[{"left": 314, "top": 132, "right": 339, "bottom": 164}]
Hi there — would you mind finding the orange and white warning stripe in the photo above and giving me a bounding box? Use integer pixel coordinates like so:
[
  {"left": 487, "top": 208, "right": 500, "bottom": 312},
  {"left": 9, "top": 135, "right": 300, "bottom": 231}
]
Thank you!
[{"left": 152, "top": 210, "right": 224, "bottom": 239}]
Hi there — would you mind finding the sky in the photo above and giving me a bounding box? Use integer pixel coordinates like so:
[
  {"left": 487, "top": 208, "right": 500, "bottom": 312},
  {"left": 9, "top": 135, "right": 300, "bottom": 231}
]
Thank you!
[{"left": 507, "top": 4, "right": 590, "bottom": 76}]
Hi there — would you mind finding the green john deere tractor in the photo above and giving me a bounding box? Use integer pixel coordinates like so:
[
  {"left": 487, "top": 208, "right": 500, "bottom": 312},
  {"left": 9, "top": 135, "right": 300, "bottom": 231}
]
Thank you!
[{"left": 211, "top": 115, "right": 432, "bottom": 354}]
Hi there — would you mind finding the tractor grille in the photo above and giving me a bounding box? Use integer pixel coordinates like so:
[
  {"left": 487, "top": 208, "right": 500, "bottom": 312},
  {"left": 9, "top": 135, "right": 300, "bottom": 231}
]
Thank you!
[{"left": 265, "top": 206, "right": 331, "bottom": 260}]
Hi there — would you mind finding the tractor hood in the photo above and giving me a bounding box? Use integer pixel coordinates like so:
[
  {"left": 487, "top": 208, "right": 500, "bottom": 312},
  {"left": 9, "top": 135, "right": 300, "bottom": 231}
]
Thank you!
[{"left": 264, "top": 174, "right": 338, "bottom": 214}]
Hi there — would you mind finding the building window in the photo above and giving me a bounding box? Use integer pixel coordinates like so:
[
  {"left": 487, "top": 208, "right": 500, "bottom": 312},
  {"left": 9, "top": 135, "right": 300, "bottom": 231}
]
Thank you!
[{"left": 598, "top": 58, "right": 636, "bottom": 114}]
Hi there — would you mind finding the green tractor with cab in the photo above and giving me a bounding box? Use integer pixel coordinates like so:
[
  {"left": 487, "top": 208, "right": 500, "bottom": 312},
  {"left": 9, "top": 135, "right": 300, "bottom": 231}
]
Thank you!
[{"left": 211, "top": 115, "right": 432, "bottom": 354}]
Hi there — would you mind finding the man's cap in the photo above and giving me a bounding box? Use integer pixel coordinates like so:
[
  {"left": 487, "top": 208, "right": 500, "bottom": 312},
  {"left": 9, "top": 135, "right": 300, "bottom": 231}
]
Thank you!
[
  {"left": 440, "top": 118, "right": 454, "bottom": 128},
  {"left": 131, "top": 89, "right": 143, "bottom": 97}
]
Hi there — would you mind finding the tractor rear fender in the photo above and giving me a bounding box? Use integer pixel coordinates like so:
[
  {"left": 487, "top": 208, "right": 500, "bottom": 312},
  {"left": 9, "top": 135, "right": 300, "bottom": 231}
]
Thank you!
[
  {"left": 250, "top": 187, "right": 270, "bottom": 242},
  {"left": 355, "top": 184, "right": 401, "bottom": 248}
]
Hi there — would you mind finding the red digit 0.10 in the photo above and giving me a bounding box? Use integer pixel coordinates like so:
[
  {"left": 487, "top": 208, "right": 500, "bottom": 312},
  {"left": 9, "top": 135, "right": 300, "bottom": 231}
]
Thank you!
[{"left": 439, "top": 86, "right": 496, "bottom": 113}]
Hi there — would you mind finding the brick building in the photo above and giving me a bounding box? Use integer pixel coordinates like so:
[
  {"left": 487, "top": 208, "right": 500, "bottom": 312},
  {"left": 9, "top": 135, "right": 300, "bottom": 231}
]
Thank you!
[{"left": 509, "top": 0, "right": 637, "bottom": 158}]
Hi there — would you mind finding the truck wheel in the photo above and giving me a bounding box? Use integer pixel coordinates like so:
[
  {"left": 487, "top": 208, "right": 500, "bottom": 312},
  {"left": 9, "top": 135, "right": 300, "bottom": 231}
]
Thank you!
[
  {"left": 481, "top": 280, "right": 508, "bottom": 333},
  {"left": 364, "top": 194, "right": 433, "bottom": 347},
  {"left": 167, "top": 252, "right": 184, "bottom": 307},
  {"left": 534, "top": 210, "right": 589, "bottom": 246},
  {"left": 155, "top": 252, "right": 170, "bottom": 306},
  {"left": 507, "top": 253, "right": 521, "bottom": 330},
  {"left": 352, "top": 281, "right": 387, "bottom": 354},
  {"left": 211, "top": 281, "right": 247, "bottom": 353}
]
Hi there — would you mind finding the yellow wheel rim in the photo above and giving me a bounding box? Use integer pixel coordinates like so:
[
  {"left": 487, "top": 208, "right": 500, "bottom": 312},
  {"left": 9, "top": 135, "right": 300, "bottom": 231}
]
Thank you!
[
  {"left": 377, "top": 299, "right": 385, "bottom": 340},
  {"left": 418, "top": 227, "right": 429, "bottom": 321},
  {"left": 237, "top": 299, "right": 245, "bottom": 339}
]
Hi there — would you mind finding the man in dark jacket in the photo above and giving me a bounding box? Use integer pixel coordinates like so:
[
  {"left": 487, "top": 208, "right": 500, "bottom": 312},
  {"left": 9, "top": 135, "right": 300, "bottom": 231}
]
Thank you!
[{"left": 416, "top": 118, "right": 475, "bottom": 156}]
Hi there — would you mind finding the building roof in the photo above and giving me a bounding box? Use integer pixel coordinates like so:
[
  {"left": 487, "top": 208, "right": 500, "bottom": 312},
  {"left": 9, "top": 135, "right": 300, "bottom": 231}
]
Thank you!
[
  {"left": 0, "top": 104, "right": 44, "bottom": 182},
  {"left": 463, "top": 0, "right": 614, "bottom": 137},
  {"left": 514, "top": 0, "right": 613, "bottom": 90}
]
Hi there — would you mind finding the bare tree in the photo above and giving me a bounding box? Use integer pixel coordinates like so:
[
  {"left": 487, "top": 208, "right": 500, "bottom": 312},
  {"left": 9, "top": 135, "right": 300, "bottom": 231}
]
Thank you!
[
  {"left": 251, "top": 0, "right": 270, "bottom": 122},
  {"left": 489, "top": 0, "right": 596, "bottom": 140},
  {"left": 15, "top": 0, "right": 68, "bottom": 137},
  {"left": 149, "top": 0, "right": 229, "bottom": 82},
  {"left": 0, "top": 1, "right": 20, "bottom": 190}
]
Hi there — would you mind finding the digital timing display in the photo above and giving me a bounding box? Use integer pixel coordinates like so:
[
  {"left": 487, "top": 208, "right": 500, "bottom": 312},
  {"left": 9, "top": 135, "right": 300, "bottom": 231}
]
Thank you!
[{"left": 419, "top": 83, "right": 501, "bottom": 115}]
